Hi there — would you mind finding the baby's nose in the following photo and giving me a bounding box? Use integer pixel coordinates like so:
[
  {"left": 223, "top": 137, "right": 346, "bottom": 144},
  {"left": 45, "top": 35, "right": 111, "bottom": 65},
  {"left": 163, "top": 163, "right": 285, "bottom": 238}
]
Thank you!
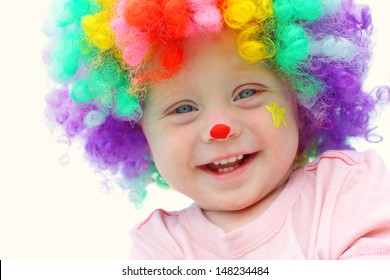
[
  {"left": 204, "top": 116, "right": 241, "bottom": 142},
  {"left": 210, "top": 124, "right": 231, "bottom": 139}
]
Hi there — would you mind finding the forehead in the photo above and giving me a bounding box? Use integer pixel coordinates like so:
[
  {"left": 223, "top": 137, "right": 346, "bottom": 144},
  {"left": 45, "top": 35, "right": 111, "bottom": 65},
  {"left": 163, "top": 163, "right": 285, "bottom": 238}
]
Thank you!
[
  {"left": 184, "top": 29, "right": 237, "bottom": 57},
  {"left": 181, "top": 30, "right": 250, "bottom": 73},
  {"left": 149, "top": 30, "right": 281, "bottom": 92}
]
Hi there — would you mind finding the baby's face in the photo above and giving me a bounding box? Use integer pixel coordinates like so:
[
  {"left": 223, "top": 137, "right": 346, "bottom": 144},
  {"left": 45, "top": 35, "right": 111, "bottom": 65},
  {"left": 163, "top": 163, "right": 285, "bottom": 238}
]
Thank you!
[{"left": 141, "top": 30, "right": 300, "bottom": 212}]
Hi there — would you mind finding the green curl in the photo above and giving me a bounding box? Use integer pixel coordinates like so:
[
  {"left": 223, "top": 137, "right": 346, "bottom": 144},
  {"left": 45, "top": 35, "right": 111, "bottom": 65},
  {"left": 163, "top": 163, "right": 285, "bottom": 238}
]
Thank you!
[
  {"left": 273, "top": 0, "right": 323, "bottom": 23},
  {"left": 115, "top": 88, "right": 142, "bottom": 119},
  {"left": 275, "top": 23, "right": 310, "bottom": 74}
]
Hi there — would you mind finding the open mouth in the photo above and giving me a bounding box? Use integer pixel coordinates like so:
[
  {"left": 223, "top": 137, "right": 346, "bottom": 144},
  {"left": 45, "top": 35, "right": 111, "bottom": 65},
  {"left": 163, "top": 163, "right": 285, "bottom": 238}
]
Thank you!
[{"left": 203, "top": 153, "right": 254, "bottom": 174}]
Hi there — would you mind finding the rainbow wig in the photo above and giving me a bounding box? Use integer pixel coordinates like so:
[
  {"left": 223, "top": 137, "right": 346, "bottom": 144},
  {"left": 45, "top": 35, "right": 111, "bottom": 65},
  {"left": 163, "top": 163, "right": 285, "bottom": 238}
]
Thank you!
[{"left": 44, "top": 0, "right": 384, "bottom": 205}]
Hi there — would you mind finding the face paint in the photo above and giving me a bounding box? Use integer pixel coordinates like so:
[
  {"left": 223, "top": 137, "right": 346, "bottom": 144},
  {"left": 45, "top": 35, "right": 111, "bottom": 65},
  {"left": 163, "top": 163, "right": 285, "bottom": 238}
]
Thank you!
[
  {"left": 266, "top": 101, "right": 288, "bottom": 128},
  {"left": 210, "top": 124, "right": 231, "bottom": 139}
]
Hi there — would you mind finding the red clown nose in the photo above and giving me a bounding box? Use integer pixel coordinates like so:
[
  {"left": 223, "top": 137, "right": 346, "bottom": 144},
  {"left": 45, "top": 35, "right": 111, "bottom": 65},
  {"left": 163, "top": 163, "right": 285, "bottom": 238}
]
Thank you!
[{"left": 210, "top": 124, "right": 231, "bottom": 139}]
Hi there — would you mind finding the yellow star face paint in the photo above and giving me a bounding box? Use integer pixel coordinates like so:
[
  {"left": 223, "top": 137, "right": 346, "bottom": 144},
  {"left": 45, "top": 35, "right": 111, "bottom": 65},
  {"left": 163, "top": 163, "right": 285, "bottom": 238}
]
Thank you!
[{"left": 266, "top": 101, "right": 288, "bottom": 128}]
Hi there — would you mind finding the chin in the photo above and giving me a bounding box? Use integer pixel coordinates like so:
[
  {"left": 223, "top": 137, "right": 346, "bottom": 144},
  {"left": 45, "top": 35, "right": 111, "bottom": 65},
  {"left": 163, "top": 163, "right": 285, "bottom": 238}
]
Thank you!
[{"left": 206, "top": 198, "right": 259, "bottom": 213}]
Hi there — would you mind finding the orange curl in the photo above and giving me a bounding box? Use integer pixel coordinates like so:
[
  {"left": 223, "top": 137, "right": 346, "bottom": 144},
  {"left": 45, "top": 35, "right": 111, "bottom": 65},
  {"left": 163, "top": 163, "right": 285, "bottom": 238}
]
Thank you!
[
  {"left": 163, "top": 0, "right": 189, "bottom": 40},
  {"left": 160, "top": 43, "right": 184, "bottom": 75},
  {"left": 121, "top": 0, "right": 190, "bottom": 84},
  {"left": 124, "top": 0, "right": 158, "bottom": 28},
  {"left": 136, "top": 42, "right": 184, "bottom": 84}
]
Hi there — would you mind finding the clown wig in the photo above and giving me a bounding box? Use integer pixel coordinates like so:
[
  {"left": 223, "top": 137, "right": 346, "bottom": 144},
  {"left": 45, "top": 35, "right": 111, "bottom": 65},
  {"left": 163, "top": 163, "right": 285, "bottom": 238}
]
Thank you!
[{"left": 44, "top": 0, "right": 386, "bottom": 205}]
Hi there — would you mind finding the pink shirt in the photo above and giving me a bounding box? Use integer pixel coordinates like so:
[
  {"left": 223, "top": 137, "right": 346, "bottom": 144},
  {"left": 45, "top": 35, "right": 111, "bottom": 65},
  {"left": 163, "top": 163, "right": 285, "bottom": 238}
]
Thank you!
[{"left": 130, "top": 150, "right": 390, "bottom": 259}]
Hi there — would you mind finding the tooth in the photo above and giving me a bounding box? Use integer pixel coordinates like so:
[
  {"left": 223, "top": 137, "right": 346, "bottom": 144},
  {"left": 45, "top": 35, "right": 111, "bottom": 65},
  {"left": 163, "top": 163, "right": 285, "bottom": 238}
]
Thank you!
[
  {"left": 220, "top": 159, "right": 229, "bottom": 165},
  {"left": 217, "top": 165, "right": 239, "bottom": 173},
  {"left": 228, "top": 157, "right": 237, "bottom": 163},
  {"left": 213, "top": 155, "right": 245, "bottom": 166}
]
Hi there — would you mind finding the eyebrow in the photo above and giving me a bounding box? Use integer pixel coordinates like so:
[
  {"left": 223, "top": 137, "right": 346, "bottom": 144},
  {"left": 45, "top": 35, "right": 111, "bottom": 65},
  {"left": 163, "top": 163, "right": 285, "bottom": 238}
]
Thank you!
[
  {"left": 148, "top": 86, "right": 195, "bottom": 114},
  {"left": 230, "top": 71, "right": 272, "bottom": 88},
  {"left": 150, "top": 67, "right": 275, "bottom": 105}
]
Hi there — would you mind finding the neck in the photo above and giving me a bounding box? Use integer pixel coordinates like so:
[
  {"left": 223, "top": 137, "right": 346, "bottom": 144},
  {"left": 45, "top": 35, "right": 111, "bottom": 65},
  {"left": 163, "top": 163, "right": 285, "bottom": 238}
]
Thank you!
[{"left": 202, "top": 184, "right": 285, "bottom": 233}]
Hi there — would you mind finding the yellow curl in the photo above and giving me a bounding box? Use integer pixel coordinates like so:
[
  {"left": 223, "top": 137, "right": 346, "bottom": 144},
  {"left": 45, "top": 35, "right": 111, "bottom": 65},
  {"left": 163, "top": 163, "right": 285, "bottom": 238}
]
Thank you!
[
  {"left": 97, "top": 0, "right": 115, "bottom": 5},
  {"left": 81, "top": 0, "right": 118, "bottom": 52},
  {"left": 222, "top": 0, "right": 273, "bottom": 29},
  {"left": 221, "top": 0, "right": 275, "bottom": 64},
  {"left": 237, "top": 24, "right": 276, "bottom": 62},
  {"left": 82, "top": 11, "right": 115, "bottom": 51}
]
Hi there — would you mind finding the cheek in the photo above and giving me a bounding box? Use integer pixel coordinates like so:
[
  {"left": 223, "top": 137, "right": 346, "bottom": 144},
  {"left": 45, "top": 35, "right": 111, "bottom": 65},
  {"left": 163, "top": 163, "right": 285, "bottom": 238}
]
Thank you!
[
  {"left": 254, "top": 103, "right": 299, "bottom": 150},
  {"left": 144, "top": 127, "right": 188, "bottom": 170},
  {"left": 150, "top": 141, "right": 191, "bottom": 190},
  {"left": 141, "top": 123, "right": 166, "bottom": 163}
]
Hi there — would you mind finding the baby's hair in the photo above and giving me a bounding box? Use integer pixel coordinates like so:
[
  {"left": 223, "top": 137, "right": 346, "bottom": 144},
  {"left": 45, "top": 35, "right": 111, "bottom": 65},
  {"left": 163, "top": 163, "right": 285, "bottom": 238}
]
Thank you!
[{"left": 44, "top": 0, "right": 385, "bottom": 205}]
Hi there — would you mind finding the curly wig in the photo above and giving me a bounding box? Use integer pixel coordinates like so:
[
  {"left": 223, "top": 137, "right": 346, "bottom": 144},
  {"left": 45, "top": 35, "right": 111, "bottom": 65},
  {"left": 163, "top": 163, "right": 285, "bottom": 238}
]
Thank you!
[{"left": 44, "top": 0, "right": 384, "bottom": 205}]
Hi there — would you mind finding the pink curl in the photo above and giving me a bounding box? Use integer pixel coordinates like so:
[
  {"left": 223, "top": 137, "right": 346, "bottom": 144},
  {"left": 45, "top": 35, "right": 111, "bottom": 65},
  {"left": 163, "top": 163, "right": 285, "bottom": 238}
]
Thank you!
[
  {"left": 185, "top": 0, "right": 223, "bottom": 36},
  {"left": 111, "top": 2, "right": 151, "bottom": 67},
  {"left": 112, "top": 0, "right": 222, "bottom": 83},
  {"left": 123, "top": 29, "right": 149, "bottom": 67}
]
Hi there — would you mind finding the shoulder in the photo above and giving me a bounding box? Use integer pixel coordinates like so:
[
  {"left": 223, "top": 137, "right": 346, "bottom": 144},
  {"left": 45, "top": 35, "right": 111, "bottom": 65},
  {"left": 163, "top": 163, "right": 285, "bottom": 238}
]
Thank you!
[
  {"left": 304, "top": 149, "right": 388, "bottom": 182},
  {"left": 302, "top": 148, "right": 390, "bottom": 210},
  {"left": 134, "top": 208, "right": 180, "bottom": 231},
  {"left": 306, "top": 149, "right": 370, "bottom": 171},
  {"left": 130, "top": 204, "right": 198, "bottom": 259},
  {"left": 302, "top": 150, "right": 390, "bottom": 259},
  {"left": 301, "top": 149, "right": 390, "bottom": 209}
]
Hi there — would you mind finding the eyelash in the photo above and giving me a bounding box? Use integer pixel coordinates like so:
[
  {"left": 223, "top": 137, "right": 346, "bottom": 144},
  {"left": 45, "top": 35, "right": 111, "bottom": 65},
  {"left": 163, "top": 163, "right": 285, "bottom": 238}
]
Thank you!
[
  {"left": 170, "top": 86, "right": 263, "bottom": 115},
  {"left": 174, "top": 104, "right": 196, "bottom": 114},
  {"left": 234, "top": 88, "right": 258, "bottom": 101}
]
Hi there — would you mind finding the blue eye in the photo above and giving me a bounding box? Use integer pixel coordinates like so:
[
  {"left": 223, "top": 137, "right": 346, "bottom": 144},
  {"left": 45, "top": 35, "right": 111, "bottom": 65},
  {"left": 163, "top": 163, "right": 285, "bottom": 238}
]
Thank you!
[
  {"left": 236, "top": 89, "right": 257, "bottom": 100},
  {"left": 175, "top": 104, "right": 195, "bottom": 114}
]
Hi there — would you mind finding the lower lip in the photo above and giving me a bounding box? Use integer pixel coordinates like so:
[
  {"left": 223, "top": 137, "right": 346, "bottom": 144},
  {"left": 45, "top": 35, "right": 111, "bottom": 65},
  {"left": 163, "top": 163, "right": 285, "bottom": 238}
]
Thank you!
[{"left": 200, "top": 152, "right": 258, "bottom": 180}]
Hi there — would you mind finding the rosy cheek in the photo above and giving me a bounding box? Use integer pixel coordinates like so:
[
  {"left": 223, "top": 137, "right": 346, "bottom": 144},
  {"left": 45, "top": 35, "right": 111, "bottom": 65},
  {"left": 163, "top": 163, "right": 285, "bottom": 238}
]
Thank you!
[{"left": 265, "top": 101, "right": 288, "bottom": 128}]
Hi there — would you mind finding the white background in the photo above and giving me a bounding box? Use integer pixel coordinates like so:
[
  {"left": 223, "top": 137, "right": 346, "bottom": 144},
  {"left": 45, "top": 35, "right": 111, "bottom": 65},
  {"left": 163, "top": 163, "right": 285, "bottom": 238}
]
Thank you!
[{"left": 0, "top": 0, "right": 389, "bottom": 259}]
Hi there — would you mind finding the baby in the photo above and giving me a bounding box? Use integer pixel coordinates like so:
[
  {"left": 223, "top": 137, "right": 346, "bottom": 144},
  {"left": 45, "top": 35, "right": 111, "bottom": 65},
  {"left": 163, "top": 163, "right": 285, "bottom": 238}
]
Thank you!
[{"left": 45, "top": 0, "right": 390, "bottom": 259}]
